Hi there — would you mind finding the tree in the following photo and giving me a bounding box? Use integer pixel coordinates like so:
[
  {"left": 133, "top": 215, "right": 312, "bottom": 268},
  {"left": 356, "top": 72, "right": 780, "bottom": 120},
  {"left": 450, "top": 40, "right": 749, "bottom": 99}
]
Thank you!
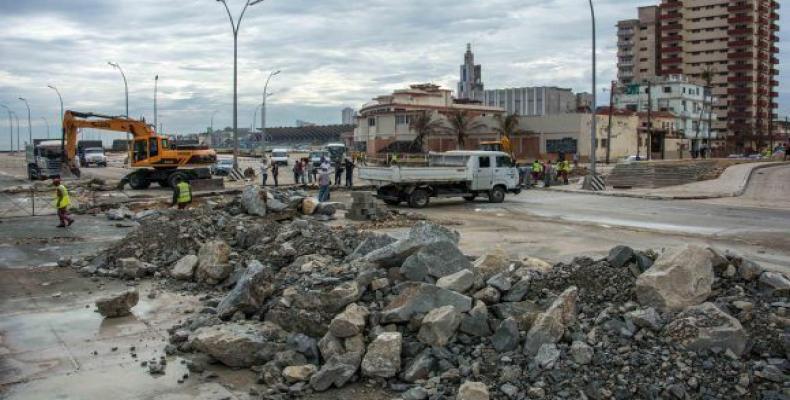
[
  {"left": 444, "top": 110, "right": 485, "bottom": 150},
  {"left": 409, "top": 111, "right": 444, "bottom": 153},
  {"left": 493, "top": 112, "right": 526, "bottom": 141}
]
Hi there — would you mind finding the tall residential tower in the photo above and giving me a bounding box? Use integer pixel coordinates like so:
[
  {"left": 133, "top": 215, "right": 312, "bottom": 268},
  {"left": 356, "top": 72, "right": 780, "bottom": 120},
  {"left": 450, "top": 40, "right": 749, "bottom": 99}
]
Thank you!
[{"left": 457, "top": 43, "right": 484, "bottom": 102}]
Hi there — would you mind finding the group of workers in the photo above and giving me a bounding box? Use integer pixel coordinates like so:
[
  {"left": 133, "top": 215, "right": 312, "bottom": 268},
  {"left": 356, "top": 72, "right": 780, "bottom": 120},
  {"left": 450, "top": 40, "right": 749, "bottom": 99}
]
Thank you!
[{"left": 524, "top": 158, "right": 573, "bottom": 187}]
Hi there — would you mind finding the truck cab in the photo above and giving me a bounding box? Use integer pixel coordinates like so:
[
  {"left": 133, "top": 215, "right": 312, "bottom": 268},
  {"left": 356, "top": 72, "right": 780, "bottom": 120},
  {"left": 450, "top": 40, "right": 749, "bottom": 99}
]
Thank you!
[{"left": 26, "top": 140, "right": 63, "bottom": 180}]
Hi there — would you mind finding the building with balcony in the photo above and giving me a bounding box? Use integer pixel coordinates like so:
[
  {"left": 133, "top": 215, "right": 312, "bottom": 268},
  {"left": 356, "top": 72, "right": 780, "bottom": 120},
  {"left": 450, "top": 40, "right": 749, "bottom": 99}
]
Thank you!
[
  {"left": 353, "top": 84, "right": 504, "bottom": 155},
  {"left": 613, "top": 75, "right": 716, "bottom": 156},
  {"left": 616, "top": 6, "right": 662, "bottom": 85}
]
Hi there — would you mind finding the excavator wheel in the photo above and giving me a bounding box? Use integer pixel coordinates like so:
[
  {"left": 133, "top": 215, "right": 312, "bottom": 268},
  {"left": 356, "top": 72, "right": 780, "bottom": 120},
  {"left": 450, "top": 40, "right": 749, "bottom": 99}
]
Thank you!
[
  {"left": 128, "top": 171, "right": 151, "bottom": 190},
  {"left": 167, "top": 172, "right": 189, "bottom": 189}
]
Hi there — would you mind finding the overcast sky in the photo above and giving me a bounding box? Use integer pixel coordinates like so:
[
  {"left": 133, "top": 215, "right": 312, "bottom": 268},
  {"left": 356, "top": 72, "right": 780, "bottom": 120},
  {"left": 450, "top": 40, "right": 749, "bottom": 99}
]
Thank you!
[{"left": 0, "top": 0, "right": 787, "bottom": 148}]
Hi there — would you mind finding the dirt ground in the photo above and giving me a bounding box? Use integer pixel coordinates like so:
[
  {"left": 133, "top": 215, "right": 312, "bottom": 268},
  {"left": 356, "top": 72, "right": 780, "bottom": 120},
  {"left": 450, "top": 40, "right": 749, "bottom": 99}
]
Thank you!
[{"left": 1, "top": 156, "right": 788, "bottom": 399}]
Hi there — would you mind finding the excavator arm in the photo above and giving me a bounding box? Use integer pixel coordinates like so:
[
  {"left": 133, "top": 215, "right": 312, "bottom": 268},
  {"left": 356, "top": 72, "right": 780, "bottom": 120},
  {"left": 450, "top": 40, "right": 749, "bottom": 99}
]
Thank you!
[{"left": 63, "top": 111, "right": 154, "bottom": 164}]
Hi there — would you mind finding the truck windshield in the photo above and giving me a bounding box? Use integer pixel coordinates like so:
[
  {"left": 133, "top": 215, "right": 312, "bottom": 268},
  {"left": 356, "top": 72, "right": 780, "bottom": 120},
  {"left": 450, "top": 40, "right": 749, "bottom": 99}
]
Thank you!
[
  {"left": 272, "top": 152, "right": 287, "bottom": 158},
  {"left": 39, "top": 147, "right": 61, "bottom": 158}
]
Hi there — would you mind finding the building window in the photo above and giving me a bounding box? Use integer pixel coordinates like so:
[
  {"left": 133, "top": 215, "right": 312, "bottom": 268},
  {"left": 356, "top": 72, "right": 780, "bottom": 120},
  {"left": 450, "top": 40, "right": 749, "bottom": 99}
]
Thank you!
[
  {"left": 600, "top": 138, "right": 608, "bottom": 149},
  {"left": 395, "top": 115, "right": 411, "bottom": 125},
  {"left": 368, "top": 117, "right": 376, "bottom": 127},
  {"left": 663, "top": 87, "right": 671, "bottom": 93}
]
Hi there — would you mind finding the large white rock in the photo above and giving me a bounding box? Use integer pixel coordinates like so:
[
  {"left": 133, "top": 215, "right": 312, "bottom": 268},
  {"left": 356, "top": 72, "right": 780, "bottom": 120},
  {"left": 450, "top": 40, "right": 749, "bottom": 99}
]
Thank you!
[
  {"left": 195, "top": 240, "right": 232, "bottom": 284},
  {"left": 361, "top": 332, "right": 402, "bottom": 378},
  {"left": 241, "top": 185, "right": 267, "bottom": 216},
  {"left": 457, "top": 381, "right": 490, "bottom": 400},
  {"left": 329, "top": 303, "right": 369, "bottom": 338},
  {"left": 418, "top": 305, "right": 461, "bottom": 347},
  {"left": 524, "top": 286, "right": 578, "bottom": 356},
  {"left": 171, "top": 254, "right": 199, "bottom": 280},
  {"left": 436, "top": 269, "right": 475, "bottom": 293},
  {"left": 472, "top": 248, "right": 511, "bottom": 281},
  {"left": 96, "top": 289, "right": 139, "bottom": 318},
  {"left": 635, "top": 245, "right": 715, "bottom": 312},
  {"left": 665, "top": 302, "right": 748, "bottom": 356},
  {"left": 191, "top": 322, "right": 285, "bottom": 367}
]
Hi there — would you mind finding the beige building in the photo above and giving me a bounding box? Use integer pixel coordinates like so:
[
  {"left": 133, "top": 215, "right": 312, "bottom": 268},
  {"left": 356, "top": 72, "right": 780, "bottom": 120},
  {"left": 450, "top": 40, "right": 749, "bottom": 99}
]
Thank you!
[
  {"left": 619, "top": 0, "right": 780, "bottom": 153},
  {"left": 617, "top": 6, "right": 662, "bottom": 85},
  {"left": 353, "top": 84, "right": 504, "bottom": 155}
]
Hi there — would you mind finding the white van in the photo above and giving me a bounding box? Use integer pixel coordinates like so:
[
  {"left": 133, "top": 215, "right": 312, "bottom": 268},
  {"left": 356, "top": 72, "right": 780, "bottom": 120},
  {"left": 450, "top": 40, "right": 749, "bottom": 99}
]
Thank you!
[{"left": 270, "top": 149, "right": 289, "bottom": 166}]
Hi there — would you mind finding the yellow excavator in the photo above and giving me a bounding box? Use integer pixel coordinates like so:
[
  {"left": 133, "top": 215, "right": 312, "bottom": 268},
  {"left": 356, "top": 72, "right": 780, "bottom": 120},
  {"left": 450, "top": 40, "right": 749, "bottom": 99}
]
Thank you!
[
  {"left": 63, "top": 111, "right": 217, "bottom": 189},
  {"left": 479, "top": 136, "right": 514, "bottom": 157}
]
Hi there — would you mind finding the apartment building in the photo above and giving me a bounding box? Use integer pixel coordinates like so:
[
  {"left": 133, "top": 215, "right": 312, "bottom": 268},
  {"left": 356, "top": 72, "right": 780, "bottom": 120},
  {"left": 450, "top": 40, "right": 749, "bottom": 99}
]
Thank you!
[
  {"left": 614, "top": 75, "right": 714, "bottom": 154},
  {"left": 482, "top": 87, "right": 580, "bottom": 116},
  {"left": 617, "top": 6, "right": 662, "bottom": 85}
]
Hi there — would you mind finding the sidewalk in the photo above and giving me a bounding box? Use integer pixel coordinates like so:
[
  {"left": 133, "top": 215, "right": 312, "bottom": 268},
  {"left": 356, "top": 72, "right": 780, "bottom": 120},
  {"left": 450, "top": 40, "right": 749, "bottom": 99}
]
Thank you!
[{"left": 548, "top": 161, "right": 790, "bottom": 200}]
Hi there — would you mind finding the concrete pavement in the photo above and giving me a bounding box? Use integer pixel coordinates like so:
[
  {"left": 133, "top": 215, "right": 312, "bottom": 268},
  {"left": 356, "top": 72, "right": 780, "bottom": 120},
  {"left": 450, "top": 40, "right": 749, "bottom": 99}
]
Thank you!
[{"left": 550, "top": 161, "right": 789, "bottom": 200}]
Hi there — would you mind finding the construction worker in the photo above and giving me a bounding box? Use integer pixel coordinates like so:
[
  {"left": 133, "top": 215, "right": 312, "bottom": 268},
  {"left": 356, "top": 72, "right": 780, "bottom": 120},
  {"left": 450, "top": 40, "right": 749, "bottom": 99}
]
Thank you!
[
  {"left": 53, "top": 178, "right": 74, "bottom": 228},
  {"left": 558, "top": 159, "right": 572, "bottom": 185},
  {"left": 530, "top": 160, "right": 543, "bottom": 186},
  {"left": 543, "top": 160, "right": 554, "bottom": 188},
  {"left": 172, "top": 178, "right": 192, "bottom": 210}
]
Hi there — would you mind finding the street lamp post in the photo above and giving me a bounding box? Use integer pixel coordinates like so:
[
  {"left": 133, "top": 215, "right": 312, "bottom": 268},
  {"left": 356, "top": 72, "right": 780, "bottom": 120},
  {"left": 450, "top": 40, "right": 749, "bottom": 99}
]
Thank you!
[
  {"left": 18, "top": 98, "right": 32, "bottom": 147},
  {"left": 253, "top": 104, "right": 262, "bottom": 133},
  {"left": 13, "top": 112, "right": 20, "bottom": 152},
  {"left": 262, "top": 70, "right": 280, "bottom": 145},
  {"left": 588, "top": 0, "right": 597, "bottom": 176},
  {"left": 215, "top": 0, "right": 267, "bottom": 170},
  {"left": 47, "top": 85, "right": 65, "bottom": 156},
  {"left": 41, "top": 117, "right": 50, "bottom": 139},
  {"left": 108, "top": 61, "right": 130, "bottom": 166},
  {"left": 0, "top": 105, "right": 13, "bottom": 152},
  {"left": 210, "top": 110, "right": 219, "bottom": 146},
  {"left": 154, "top": 75, "right": 159, "bottom": 132}
]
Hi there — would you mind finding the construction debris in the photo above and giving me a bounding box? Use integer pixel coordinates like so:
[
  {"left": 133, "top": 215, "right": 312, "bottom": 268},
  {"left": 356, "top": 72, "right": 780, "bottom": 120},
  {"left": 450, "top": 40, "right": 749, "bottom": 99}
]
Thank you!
[{"left": 65, "top": 189, "right": 789, "bottom": 399}]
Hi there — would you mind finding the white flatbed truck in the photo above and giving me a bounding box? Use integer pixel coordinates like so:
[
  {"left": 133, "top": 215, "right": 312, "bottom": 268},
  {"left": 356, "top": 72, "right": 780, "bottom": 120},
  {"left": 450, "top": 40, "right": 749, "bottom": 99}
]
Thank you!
[{"left": 359, "top": 151, "right": 521, "bottom": 208}]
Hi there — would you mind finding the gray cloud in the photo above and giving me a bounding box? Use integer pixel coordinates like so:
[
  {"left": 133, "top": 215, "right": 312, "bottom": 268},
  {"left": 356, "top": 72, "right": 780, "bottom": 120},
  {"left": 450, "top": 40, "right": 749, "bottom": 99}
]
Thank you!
[{"left": 0, "top": 0, "right": 787, "bottom": 148}]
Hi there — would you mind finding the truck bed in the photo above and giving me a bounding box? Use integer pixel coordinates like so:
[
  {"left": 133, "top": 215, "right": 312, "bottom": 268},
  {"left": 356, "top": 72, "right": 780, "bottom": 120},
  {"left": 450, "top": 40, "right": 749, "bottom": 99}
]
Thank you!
[{"left": 359, "top": 166, "right": 470, "bottom": 185}]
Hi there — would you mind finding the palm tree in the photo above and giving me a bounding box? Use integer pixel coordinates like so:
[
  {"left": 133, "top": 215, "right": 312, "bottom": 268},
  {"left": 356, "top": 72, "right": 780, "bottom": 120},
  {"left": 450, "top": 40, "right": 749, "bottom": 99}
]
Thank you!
[
  {"left": 493, "top": 112, "right": 526, "bottom": 141},
  {"left": 409, "top": 112, "right": 444, "bottom": 153},
  {"left": 444, "top": 110, "right": 486, "bottom": 150}
]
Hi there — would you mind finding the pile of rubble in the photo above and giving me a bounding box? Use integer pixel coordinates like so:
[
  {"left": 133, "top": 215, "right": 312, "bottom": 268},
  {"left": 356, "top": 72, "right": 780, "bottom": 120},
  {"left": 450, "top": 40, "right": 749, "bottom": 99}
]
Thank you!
[{"left": 71, "top": 190, "right": 789, "bottom": 399}]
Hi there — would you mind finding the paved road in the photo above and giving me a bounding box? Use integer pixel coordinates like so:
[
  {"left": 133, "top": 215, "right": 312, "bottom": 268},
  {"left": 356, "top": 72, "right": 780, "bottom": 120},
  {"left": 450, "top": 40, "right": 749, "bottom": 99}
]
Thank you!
[
  {"left": 698, "top": 164, "right": 790, "bottom": 210},
  {"left": 414, "top": 168, "right": 790, "bottom": 273}
]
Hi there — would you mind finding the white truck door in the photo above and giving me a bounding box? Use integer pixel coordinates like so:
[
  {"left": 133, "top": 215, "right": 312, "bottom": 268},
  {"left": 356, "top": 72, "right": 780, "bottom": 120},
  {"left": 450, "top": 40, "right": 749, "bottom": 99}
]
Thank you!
[
  {"left": 472, "top": 155, "right": 493, "bottom": 191},
  {"left": 494, "top": 155, "right": 518, "bottom": 189}
]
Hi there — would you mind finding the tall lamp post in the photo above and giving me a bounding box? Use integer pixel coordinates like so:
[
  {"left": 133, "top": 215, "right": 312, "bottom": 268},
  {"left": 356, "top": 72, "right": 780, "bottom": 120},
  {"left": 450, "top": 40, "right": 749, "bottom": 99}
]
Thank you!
[
  {"left": 0, "top": 104, "right": 13, "bottom": 153},
  {"left": 154, "top": 75, "right": 159, "bottom": 132},
  {"left": 262, "top": 70, "right": 280, "bottom": 145},
  {"left": 108, "top": 61, "right": 130, "bottom": 166},
  {"left": 47, "top": 85, "right": 65, "bottom": 156},
  {"left": 253, "top": 104, "right": 263, "bottom": 133},
  {"left": 41, "top": 117, "right": 50, "bottom": 139},
  {"left": 210, "top": 110, "right": 219, "bottom": 146},
  {"left": 215, "top": 0, "right": 266, "bottom": 170},
  {"left": 18, "top": 97, "right": 32, "bottom": 147},
  {"left": 588, "top": 0, "right": 597, "bottom": 176}
]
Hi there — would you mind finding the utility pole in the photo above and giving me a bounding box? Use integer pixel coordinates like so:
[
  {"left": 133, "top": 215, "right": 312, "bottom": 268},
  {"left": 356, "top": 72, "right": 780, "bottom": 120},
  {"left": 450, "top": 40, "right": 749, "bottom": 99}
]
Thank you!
[
  {"left": 108, "top": 61, "right": 130, "bottom": 166},
  {"left": 47, "top": 85, "right": 65, "bottom": 157},
  {"left": 154, "top": 75, "right": 159, "bottom": 132},
  {"left": 41, "top": 117, "right": 50, "bottom": 139},
  {"left": 646, "top": 81, "right": 652, "bottom": 161},
  {"left": 605, "top": 80, "right": 615, "bottom": 164},
  {"left": 262, "top": 70, "right": 280, "bottom": 145},
  {"left": 588, "top": 0, "right": 597, "bottom": 175},
  {"left": 215, "top": 0, "right": 266, "bottom": 170},
  {"left": 13, "top": 112, "right": 20, "bottom": 152},
  {"left": 18, "top": 98, "right": 32, "bottom": 146},
  {"left": 0, "top": 105, "right": 13, "bottom": 153}
]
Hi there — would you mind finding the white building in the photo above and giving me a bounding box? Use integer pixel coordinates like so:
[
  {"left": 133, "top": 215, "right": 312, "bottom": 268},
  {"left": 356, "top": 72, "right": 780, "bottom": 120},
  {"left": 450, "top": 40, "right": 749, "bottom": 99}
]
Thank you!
[
  {"left": 613, "top": 75, "right": 717, "bottom": 153},
  {"left": 341, "top": 107, "right": 356, "bottom": 125},
  {"left": 483, "top": 87, "right": 583, "bottom": 116},
  {"left": 457, "top": 44, "right": 484, "bottom": 102}
]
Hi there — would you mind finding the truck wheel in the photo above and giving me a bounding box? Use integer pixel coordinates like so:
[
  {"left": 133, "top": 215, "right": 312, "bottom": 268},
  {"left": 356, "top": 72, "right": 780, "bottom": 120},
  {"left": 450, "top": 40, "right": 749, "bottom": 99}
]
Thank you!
[
  {"left": 167, "top": 172, "right": 189, "bottom": 188},
  {"left": 128, "top": 171, "right": 151, "bottom": 190},
  {"left": 488, "top": 186, "right": 506, "bottom": 203},
  {"left": 408, "top": 189, "right": 430, "bottom": 208},
  {"left": 463, "top": 194, "right": 477, "bottom": 202}
]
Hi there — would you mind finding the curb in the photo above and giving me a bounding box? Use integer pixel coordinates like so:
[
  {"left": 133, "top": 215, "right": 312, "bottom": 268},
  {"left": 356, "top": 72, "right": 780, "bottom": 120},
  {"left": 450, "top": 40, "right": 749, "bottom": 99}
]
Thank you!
[{"left": 546, "top": 161, "right": 790, "bottom": 201}]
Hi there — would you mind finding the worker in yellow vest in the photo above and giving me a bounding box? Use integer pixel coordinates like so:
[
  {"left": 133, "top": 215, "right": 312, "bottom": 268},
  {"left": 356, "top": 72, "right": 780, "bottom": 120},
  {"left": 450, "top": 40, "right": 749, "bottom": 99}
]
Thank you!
[
  {"left": 53, "top": 178, "right": 74, "bottom": 228},
  {"left": 559, "top": 160, "right": 572, "bottom": 185},
  {"left": 530, "top": 160, "right": 543, "bottom": 186},
  {"left": 172, "top": 179, "right": 193, "bottom": 210}
]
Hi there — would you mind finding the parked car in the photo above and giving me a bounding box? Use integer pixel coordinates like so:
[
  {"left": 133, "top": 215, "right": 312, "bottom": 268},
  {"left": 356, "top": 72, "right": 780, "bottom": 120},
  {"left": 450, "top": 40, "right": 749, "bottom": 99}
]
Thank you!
[
  {"left": 620, "top": 155, "right": 645, "bottom": 164},
  {"left": 271, "top": 149, "right": 289, "bottom": 166},
  {"left": 82, "top": 147, "right": 108, "bottom": 167},
  {"left": 211, "top": 159, "right": 234, "bottom": 176}
]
